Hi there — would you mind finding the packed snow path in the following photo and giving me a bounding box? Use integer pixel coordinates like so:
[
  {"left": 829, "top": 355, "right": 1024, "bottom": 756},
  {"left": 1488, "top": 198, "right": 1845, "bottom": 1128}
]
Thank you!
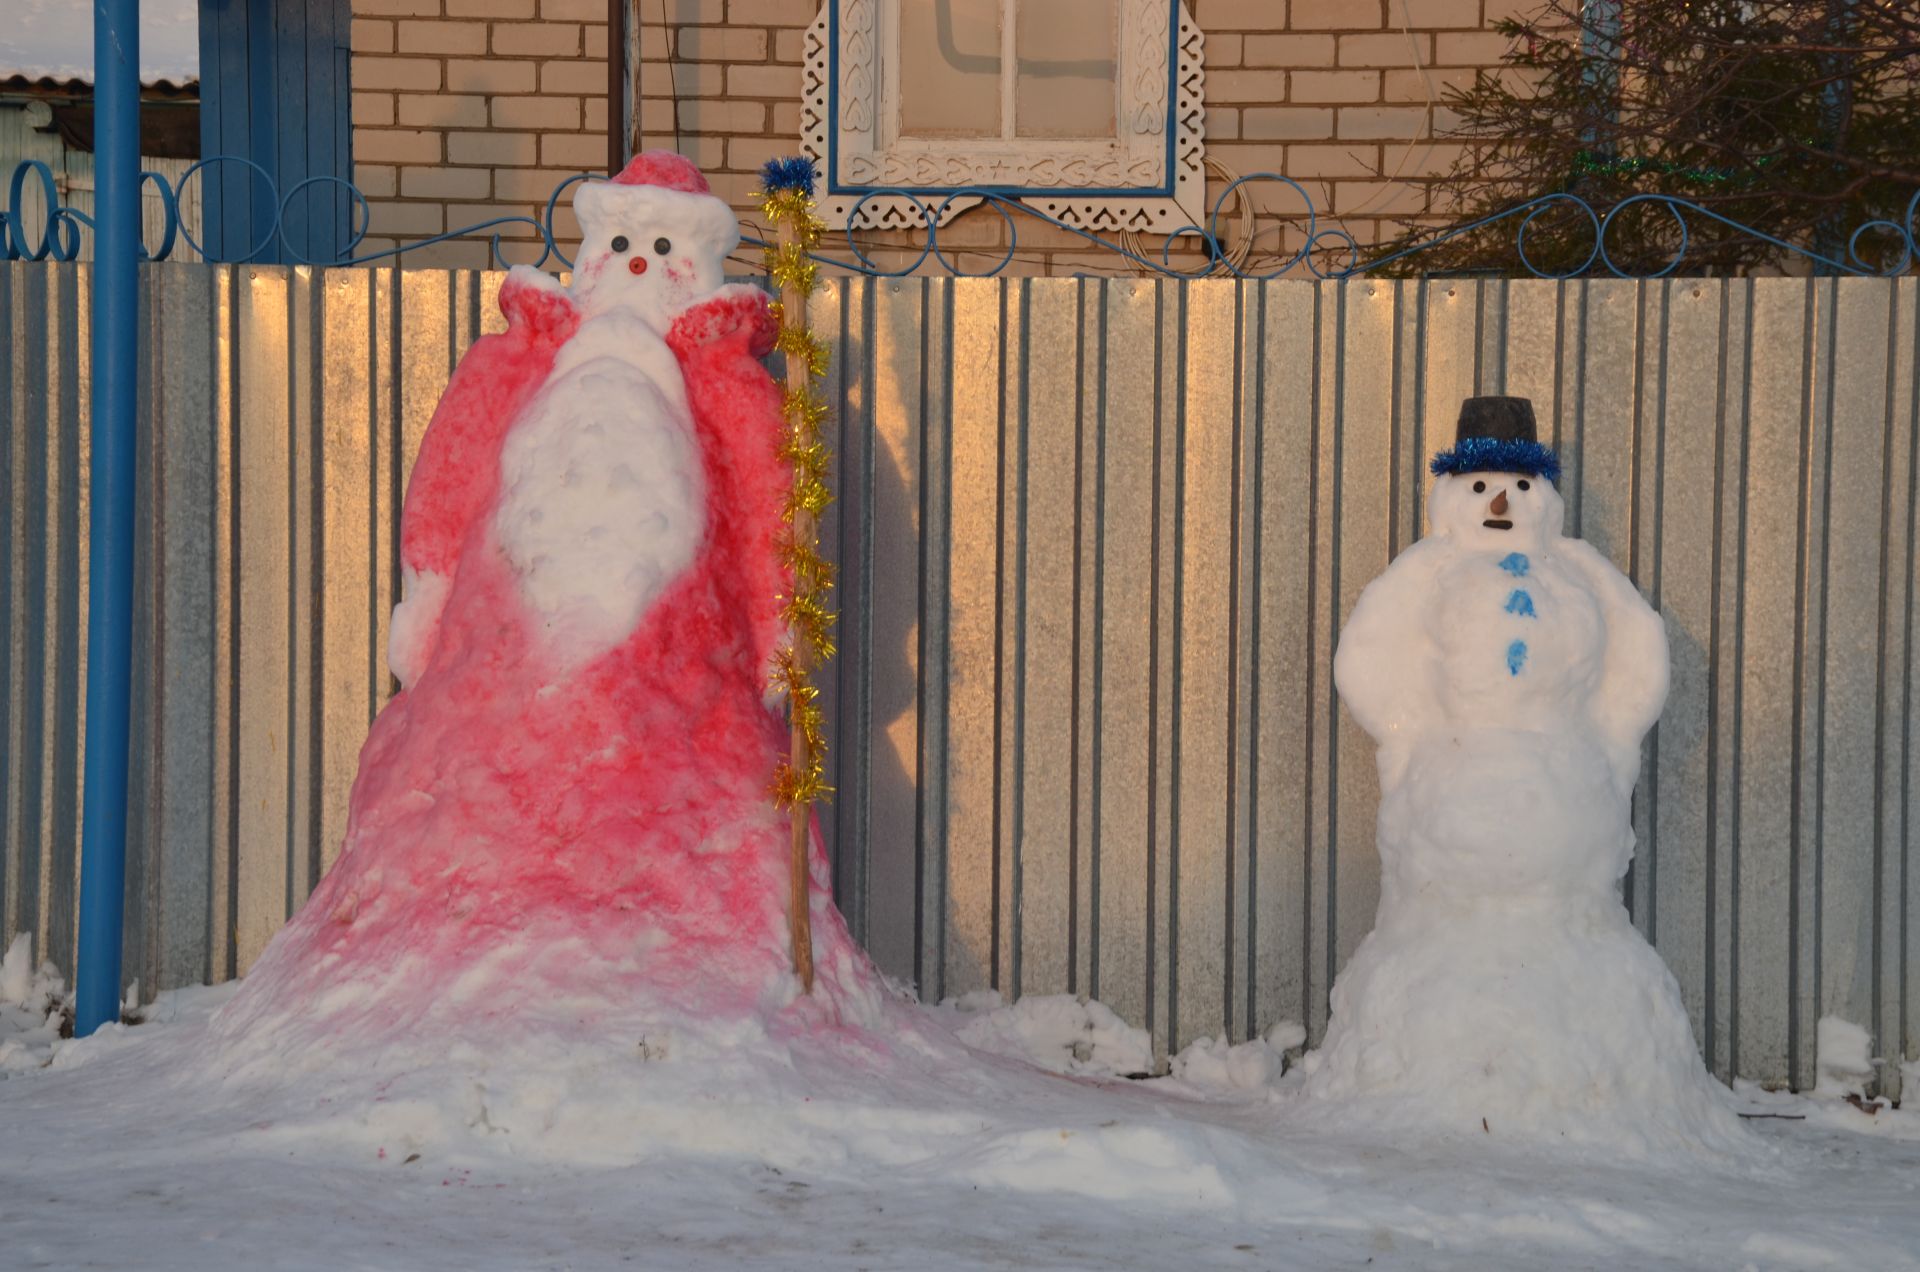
[{"left": 2, "top": 976, "right": 1916, "bottom": 1272}]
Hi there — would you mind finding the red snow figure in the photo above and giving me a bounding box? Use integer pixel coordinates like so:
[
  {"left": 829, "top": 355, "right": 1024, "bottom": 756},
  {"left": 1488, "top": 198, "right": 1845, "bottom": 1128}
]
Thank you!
[{"left": 217, "top": 154, "right": 881, "bottom": 1050}]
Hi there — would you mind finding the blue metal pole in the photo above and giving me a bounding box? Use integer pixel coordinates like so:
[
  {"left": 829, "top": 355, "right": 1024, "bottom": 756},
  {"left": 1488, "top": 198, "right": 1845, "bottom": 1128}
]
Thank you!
[{"left": 75, "top": 0, "right": 142, "bottom": 1036}]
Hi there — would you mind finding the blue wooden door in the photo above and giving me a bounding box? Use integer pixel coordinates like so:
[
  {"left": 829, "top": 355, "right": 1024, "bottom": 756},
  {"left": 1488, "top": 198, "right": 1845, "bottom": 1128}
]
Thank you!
[{"left": 197, "top": 0, "right": 351, "bottom": 263}]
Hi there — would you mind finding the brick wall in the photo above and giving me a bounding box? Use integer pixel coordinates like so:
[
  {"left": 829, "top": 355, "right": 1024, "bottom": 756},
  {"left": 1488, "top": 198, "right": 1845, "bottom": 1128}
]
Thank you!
[{"left": 350, "top": 0, "right": 1535, "bottom": 273}]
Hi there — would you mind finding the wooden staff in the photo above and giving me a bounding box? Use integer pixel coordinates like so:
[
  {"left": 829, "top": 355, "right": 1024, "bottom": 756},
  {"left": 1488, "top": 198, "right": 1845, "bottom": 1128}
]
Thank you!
[{"left": 777, "top": 212, "right": 817, "bottom": 994}]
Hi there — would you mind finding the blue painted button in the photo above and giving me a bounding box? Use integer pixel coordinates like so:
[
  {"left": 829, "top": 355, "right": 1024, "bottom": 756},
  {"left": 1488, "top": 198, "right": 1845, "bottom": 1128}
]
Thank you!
[
  {"left": 1506, "top": 640, "right": 1528, "bottom": 676},
  {"left": 1504, "top": 589, "right": 1536, "bottom": 618},
  {"left": 1498, "top": 552, "right": 1530, "bottom": 577}
]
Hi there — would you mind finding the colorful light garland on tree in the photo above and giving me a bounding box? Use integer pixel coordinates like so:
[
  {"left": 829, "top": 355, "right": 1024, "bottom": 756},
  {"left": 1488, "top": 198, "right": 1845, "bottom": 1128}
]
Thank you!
[{"left": 759, "top": 156, "right": 835, "bottom": 992}]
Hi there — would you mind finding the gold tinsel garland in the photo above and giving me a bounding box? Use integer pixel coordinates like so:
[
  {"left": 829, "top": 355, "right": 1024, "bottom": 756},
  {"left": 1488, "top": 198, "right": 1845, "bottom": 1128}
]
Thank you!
[{"left": 760, "top": 179, "right": 836, "bottom": 812}]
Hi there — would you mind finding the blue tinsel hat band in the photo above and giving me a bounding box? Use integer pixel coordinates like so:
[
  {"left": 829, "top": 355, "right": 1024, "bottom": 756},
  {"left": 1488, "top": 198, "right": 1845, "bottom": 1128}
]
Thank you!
[
  {"left": 1430, "top": 437, "right": 1562, "bottom": 484},
  {"left": 759, "top": 156, "right": 819, "bottom": 197}
]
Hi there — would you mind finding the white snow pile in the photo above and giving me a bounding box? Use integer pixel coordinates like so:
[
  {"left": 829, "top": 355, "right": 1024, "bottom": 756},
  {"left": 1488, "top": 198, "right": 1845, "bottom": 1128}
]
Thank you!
[
  {"left": 1814, "top": 1015, "right": 1877, "bottom": 1099},
  {"left": 0, "top": 932, "right": 67, "bottom": 1075},
  {"left": 6, "top": 976, "right": 1920, "bottom": 1270}
]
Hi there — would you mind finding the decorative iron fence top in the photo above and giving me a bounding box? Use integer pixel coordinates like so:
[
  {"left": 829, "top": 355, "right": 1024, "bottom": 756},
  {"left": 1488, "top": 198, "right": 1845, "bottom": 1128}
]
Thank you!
[{"left": 5, "top": 156, "right": 1916, "bottom": 280}]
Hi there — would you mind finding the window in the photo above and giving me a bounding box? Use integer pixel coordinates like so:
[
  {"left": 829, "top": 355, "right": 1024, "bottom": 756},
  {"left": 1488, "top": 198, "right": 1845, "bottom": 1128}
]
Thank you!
[{"left": 802, "top": 0, "right": 1205, "bottom": 233}]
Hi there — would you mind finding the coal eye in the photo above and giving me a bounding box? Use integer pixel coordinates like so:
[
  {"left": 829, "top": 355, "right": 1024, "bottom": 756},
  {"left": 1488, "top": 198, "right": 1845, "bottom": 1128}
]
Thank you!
[
  {"left": 610, "top": 235, "right": 629, "bottom": 253},
  {"left": 1472, "top": 480, "right": 1486, "bottom": 493},
  {"left": 1518, "top": 479, "right": 1531, "bottom": 491},
  {"left": 654, "top": 237, "right": 672, "bottom": 255}
]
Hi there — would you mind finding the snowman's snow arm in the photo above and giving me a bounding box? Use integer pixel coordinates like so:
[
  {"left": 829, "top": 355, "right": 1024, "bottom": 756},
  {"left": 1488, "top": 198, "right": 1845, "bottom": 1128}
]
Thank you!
[
  {"left": 391, "top": 266, "right": 580, "bottom": 685},
  {"left": 1333, "top": 536, "right": 1448, "bottom": 761},
  {"left": 667, "top": 284, "right": 788, "bottom": 681},
  {"left": 1558, "top": 537, "right": 1670, "bottom": 792}
]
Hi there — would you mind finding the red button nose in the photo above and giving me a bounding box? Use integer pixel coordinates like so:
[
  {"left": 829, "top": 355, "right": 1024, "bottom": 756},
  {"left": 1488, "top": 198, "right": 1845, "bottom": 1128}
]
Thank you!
[{"left": 628, "top": 256, "right": 647, "bottom": 275}]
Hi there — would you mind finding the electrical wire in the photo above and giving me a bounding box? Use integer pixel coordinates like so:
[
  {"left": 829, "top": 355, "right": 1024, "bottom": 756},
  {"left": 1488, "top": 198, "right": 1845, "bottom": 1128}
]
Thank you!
[{"left": 660, "top": 0, "right": 682, "bottom": 155}]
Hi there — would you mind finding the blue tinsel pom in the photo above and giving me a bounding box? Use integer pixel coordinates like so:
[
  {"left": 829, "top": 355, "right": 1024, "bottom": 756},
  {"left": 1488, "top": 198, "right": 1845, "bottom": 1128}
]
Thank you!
[
  {"left": 1429, "top": 437, "right": 1562, "bottom": 483},
  {"left": 760, "top": 156, "right": 819, "bottom": 196}
]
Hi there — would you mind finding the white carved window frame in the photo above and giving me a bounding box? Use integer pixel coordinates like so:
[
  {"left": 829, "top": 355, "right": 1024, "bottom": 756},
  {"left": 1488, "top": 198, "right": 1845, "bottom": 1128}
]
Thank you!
[{"left": 802, "top": 0, "right": 1206, "bottom": 234}]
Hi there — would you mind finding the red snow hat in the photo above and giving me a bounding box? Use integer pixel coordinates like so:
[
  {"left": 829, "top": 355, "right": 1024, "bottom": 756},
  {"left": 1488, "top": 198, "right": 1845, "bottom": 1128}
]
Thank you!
[
  {"left": 576, "top": 151, "right": 737, "bottom": 255},
  {"left": 610, "top": 150, "right": 713, "bottom": 196}
]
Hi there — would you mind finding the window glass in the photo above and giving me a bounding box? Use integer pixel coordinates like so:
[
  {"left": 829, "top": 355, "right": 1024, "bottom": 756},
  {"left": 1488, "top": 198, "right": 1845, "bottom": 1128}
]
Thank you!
[
  {"left": 1014, "top": 0, "right": 1117, "bottom": 139},
  {"left": 898, "top": 0, "right": 1002, "bottom": 139}
]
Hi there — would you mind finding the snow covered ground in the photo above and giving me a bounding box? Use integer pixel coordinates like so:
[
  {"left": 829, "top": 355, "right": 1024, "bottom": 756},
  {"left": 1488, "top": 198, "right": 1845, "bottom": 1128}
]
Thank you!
[{"left": 3, "top": 936, "right": 1917, "bottom": 1272}]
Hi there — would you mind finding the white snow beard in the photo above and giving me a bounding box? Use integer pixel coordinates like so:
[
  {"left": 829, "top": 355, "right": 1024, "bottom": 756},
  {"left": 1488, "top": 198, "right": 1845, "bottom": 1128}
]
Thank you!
[{"left": 494, "top": 324, "right": 706, "bottom": 666}]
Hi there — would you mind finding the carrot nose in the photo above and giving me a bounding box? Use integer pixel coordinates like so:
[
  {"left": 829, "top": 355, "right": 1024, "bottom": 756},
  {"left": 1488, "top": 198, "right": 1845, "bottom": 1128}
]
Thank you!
[{"left": 1490, "top": 489, "right": 1509, "bottom": 516}]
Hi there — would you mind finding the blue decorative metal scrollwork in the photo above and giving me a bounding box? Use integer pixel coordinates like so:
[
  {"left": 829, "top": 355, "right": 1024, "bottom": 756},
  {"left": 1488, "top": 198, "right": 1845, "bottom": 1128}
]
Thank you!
[{"left": 5, "top": 156, "right": 1916, "bottom": 279}]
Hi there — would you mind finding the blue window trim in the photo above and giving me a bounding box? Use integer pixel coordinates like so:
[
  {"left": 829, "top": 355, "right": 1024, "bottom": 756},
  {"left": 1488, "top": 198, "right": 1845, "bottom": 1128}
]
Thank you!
[{"left": 827, "top": 0, "right": 1182, "bottom": 200}]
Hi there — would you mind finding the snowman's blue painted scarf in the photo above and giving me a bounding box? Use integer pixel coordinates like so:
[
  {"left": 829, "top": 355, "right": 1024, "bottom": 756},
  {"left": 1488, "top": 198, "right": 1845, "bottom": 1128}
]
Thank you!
[{"left": 1429, "top": 438, "right": 1561, "bottom": 483}]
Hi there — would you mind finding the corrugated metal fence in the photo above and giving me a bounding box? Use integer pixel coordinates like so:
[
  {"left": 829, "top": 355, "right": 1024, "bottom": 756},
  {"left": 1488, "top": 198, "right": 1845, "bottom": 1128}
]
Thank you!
[{"left": 5, "top": 263, "right": 1916, "bottom": 1095}]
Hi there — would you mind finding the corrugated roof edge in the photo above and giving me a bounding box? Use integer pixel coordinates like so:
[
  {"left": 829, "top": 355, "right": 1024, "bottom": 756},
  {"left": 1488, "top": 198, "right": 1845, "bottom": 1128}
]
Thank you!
[{"left": 0, "top": 74, "right": 199, "bottom": 98}]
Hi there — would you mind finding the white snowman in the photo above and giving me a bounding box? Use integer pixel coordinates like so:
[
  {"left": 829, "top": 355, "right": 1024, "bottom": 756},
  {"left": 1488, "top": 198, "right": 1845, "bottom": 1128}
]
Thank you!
[{"left": 1300, "top": 397, "right": 1751, "bottom": 1156}]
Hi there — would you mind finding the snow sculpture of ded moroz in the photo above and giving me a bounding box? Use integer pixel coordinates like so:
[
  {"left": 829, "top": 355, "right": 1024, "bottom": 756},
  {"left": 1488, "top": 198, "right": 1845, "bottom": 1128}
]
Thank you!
[
  {"left": 1302, "top": 396, "right": 1747, "bottom": 1153},
  {"left": 216, "top": 153, "right": 882, "bottom": 1048}
]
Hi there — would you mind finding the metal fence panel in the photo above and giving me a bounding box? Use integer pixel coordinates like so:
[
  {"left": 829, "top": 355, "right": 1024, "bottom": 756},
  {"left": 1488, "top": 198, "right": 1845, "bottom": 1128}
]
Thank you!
[{"left": 4, "top": 263, "right": 1915, "bottom": 1095}]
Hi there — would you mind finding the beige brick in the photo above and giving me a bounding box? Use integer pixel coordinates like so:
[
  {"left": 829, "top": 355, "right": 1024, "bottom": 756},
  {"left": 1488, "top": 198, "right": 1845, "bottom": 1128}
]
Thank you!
[
  {"left": 654, "top": 0, "right": 726, "bottom": 21},
  {"left": 352, "top": 91, "right": 395, "bottom": 126},
  {"left": 1336, "top": 105, "right": 1429, "bottom": 138},
  {"left": 448, "top": 130, "right": 540, "bottom": 165},
  {"left": 1435, "top": 31, "right": 1516, "bottom": 65},
  {"left": 672, "top": 24, "right": 769, "bottom": 62},
  {"left": 1383, "top": 67, "right": 1476, "bottom": 102},
  {"left": 493, "top": 22, "right": 580, "bottom": 56},
  {"left": 541, "top": 134, "right": 609, "bottom": 168},
  {"left": 494, "top": 166, "right": 591, "bottom": 199},
  {"left": 1338, "top": 32, "right": 1431, "bottom": 66},
  {"left": 1290, "top": 69, "right": 1380, "bottom": 102},
  {"left": 1290, "top": 0, "right": 1382, "bottom": 30},
  {"left": 583, "top": 22, "right": 606, "bottom": 58},
  {"left": 1208, "top": 33, "right": 1242, "bottom": 68},
  {"left": 368, "top": 200, "right": 445, "bottom": 236},
  {"left": 350, "top": 19, "right": 394, "bottom": 52},
  {"left": 1285, "top": 142, "right": 1380, "bottom": 177},
  {"left": 1241, "top": 106, "right": 1333, "bottom": 140},
  {"left": 1242, "top": 33, "right": 1335, "bottom": 67},
  {"left": 583, "top": 97, "right": 608, "bottom": 131},
  {"left": 397, "top": 19, "right": 488, "bottom": 53},
  {"left": 447, "top": 0, "right": 534, "bottom": 14},
  {"left": 648, "top": 61, "right": 723, "bottom": 96},
  {"left": 353, "top": 56, "right": 442, "bottom": 91},
  {"left": 354, "top": 164, "right": 399, "bottom": 199},
  {"left": 446, "top": 203, "right": 548, "bottom": 238},
  {"left": 638, "top": 97, "right": 677, "bottom": 134},
  {"left": 1333, "top": 180, "right": 1429, "bottom": 215},
  {"left": 1194, "top": 0, "right": 1288, "bottom": 30},
  {"left": 655, "top": 133, "right": 726, "bottom": 170},
  {"left": 770, "top": 100, "right": 801, "bottom": 135},
  {"left": 773, "top": 27, "right": 804, "bottom": 64},
  {"left": 727, "top": 0, "right": 811, "bottom": 26},
  {"left": 1482, "top": 0, "right": 1549, "bottom": 20},
  {"left": 354, "top": 0, "right": 440, "bottom": 15},
  {"left": 446, "top": 57, "right": 537, "bottom": 92},
  {"left": 540, "top": 0, "right": 604, "bottom": 17},
  {"left": 492, "top": 94, "right": 581, "bottom": 128},
  {"left": 356, "top": 128, "right": 444, "bottom": 163},
  {"left": 398, "top": 92, "right": 489, "bottom": 128},
  {"left": 541, "top": 58, "right": 610, "bottom": 92},
  {"left": 1205, "top": 106, "right": 1240, "bottom": 141},
  {"left": 732, "top": 136, "right": 809, "bottom": 176},
  {"left": 1400, "top": 0, "right": 1483, "bottom": 28},
  {"left": 1402, "top": 141, "right": 1468, "bottom": 176},
  {"left": 727, "top": 63, "right": 801, "bottom": 98},
  {"left": 402, "top": 165, "right": 493, "bottom": 199},
  {"left": 678, "top": 98, "right": 764, "bottom": 134},
  {"left": 1205, "top": 69, "right": 1287, "bottom": 104}
]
